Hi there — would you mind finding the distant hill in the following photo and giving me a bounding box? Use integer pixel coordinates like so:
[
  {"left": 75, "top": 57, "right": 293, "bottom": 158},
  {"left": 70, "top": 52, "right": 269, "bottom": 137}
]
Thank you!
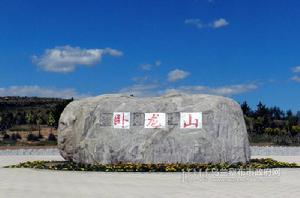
[
  {"left": 0, "top": 97, "right": 73, "bottom": 131},
  {"left": 0, "top": 96, "right": 71, "bottom": 109}
]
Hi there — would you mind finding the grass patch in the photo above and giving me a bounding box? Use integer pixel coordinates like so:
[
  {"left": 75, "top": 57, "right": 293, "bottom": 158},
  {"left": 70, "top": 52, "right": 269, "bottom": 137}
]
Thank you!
[
  {"left": 249, "top": 133, "right": 300, "bottom": 146},
  {"left": 4, "top": 158, "right": 299, "bottom": 172},
  {"left": 0, "top": 140, "right": 57, "bottom": 147}
]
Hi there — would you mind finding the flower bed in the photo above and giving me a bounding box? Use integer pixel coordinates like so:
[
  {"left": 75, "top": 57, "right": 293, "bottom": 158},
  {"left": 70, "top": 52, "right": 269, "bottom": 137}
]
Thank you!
[{"left": 4, "top": 158, "right": 299, "bottom": 172}]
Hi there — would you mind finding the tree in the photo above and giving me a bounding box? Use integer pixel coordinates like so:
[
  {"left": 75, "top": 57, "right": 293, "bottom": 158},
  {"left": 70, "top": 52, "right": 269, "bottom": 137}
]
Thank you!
[
  {"left": 36, "top": 114, "right": 43, "bottom": 138},
  {"left": 286, "top": 110, "right": 296, "bottom": 133},
  {"left": 15, "top": 112, "right": 25, "bottom": 125},
  {"left": 25, "top": 112, "right": 34, "bottom": 136},
  {"left": 254, "top": 102, "right": 271, "bottom": 130},
  {"left": 25, "top": 112, "right": 33, "bottom": 126},
  {"left": 0, "top": 112, "right": 14, "bottom": 131},
  {"left": 253, "top": 116, "right": 265, "bottom": 133},
  {"left": 269, "top": 106, "right": 284, "bottom": 120},
  {"left": 52, "top": 99, "right": 73, "bottom": 128},
  {"left": 47, "top": 112, "right": 55, "bottom": 133},
  {"left": 0, "top": 115, "right": 3, "bottom": 131},
  {"left": 256, "top": 102, "right": 268, "bottom": 118},
  {"left": 241, "top": 101, "right": 252, "bottom": 117}
]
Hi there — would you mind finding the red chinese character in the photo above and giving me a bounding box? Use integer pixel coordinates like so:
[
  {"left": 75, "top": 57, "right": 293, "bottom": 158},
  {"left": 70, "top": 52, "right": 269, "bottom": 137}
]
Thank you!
[
  {"left": 183, "top": 114, "right": 198, "bottom": 128},
  {"left": 114, "top": 114, "right": 121, "bottom": 125},
  {"left": 121, "top": 113, "right": 129, "bottom": 128},
  {"left": 114, "top": 113, "right": 129, "bottom": 128},
  {"left": 146, "top": 113, "right": 161, "bottom": 128}
]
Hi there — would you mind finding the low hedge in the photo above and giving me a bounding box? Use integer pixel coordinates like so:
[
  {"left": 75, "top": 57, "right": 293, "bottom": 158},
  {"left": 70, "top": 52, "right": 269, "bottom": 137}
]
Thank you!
[{"left": 4, "top": 158, "right": 299, "bottom": 172}]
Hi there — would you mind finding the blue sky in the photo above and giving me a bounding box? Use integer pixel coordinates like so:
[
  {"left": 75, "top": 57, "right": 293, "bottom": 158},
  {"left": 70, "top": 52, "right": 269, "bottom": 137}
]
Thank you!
[{"left": 0, "top": 0, "right": 300, "bottom": 111}]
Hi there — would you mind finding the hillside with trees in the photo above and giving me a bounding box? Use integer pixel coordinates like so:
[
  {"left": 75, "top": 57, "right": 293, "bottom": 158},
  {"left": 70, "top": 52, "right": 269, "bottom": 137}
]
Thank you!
[
  {"left": 0, "top": 97, "right": 72, "bottom": 131},
  {"left": 0, "top": 97, "right": 72, "bottom": 146},
  {"left": 241, "top": 101, "right": 300, "bottom": 146}
]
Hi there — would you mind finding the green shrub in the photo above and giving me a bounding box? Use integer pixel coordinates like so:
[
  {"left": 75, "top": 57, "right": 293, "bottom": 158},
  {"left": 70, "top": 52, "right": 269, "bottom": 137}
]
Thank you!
[
  {"left": 264, "top": 127, "right": 282, "bottom": 135},
  {"left": 3, "top": 133, "right": 10, "bottom": 140},
  {"left": 291, "top": 126, "right": 300, "bottom": 136},
  {"left": 264, "top": 127, "right": 273, "bottom": 135},
  {"left": 273, "top": 128, "right": 281, "bottom": 135},
  {"left": 10, "top": 133, "right": 21, "bottom": 141},
  {"left": 48, "top": 133, "right": 57, "bottom": 141},
  {"left": 27, "top": 133, "right": 39, "bottom": 141}
]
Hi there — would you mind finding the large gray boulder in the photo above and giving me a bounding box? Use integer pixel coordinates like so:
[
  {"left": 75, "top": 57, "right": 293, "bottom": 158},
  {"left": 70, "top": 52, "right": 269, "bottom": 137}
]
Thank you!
[{"left": 58, "top": 93, "right": 250, "bottom": 164}]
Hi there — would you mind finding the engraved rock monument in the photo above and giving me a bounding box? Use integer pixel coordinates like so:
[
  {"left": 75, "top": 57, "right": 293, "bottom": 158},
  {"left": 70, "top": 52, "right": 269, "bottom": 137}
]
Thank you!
[{"left": 58, "top": 93, "right": 250, "bottom": 164}]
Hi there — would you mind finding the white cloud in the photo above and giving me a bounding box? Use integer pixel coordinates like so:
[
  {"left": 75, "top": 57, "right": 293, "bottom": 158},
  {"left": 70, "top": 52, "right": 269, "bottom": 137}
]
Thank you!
[
  {"left": 291, "top": 75, "right": 300, "bottom": 82},
  {"left": 155, "top": 60, "right": 162, "bottom": 66},
  {"left": 185, "top": 18, "right": 229, "bottom": 29},
  {"left": 119, "top": 83, "right": 258, "bottom": 97},
  {"left": 132, "top": 76, "right": 150, "bottom": 83},
  {"left": 0, "top": 85, "right": 89, "bottom": 99},
  {"left": 140, "top": 60, "right": 161, "bottom": 71},
  {"left": 102, "top": 48, "right": 123, "bottom": 57},
  {"left": 290, "top": 67, "right": 300, "bottom": 83},
  {"left": 167, "top": 69, "right": 190, "bottom": 82},
  {"left": 206, "top": 84, "right": 257, "bottom": 95},
  {"left": 292, "top": 66, "right": 300, "bottom": 73},
  {"left": 165, "top": 84, "right": 257, "bottom": 96},
  {"left": 32, "top": 46, "right": 123, "bottom": 73},
  {"left": 118, "top": 83, "right": 161, "bottom": 97},
  {"left": 184, "top": 19, "right": 204, "bottom": 29},
  {"left": 140, "top": 64, "right": 152, "bottom": 71},
  {"left": 212, "top": 18, "right": 229, "bottom": 28}
]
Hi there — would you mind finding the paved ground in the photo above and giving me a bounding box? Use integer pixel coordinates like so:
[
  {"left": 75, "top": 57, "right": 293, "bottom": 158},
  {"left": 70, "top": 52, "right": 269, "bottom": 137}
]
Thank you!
[{"left": 0, "top": 155, "right": 300, "bottom": 198}]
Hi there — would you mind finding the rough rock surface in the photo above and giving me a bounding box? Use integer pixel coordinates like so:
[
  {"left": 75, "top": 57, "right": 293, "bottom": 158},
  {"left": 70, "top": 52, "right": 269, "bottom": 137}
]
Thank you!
[{"left": 58, "top": 93, "right": 250, "bottom": 164}]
